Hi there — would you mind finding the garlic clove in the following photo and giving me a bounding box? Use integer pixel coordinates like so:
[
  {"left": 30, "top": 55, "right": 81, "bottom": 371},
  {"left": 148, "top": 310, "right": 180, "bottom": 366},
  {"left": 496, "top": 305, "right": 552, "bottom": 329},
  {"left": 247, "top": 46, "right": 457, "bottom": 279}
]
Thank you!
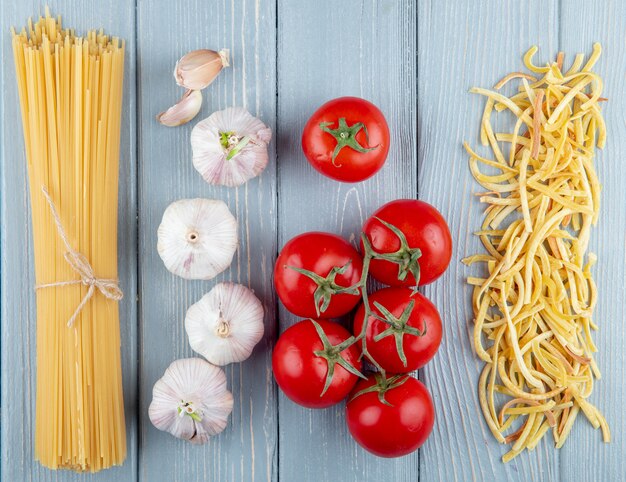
[
  {"left": 191, "top": 107, "right": 272, "bottom": 187},
  {"left": 148, "top": 358, "right": 234, "bottom": 444},
  {"left": 174, "top": 49, "right": 230, "bottom": 91},
  {"left": 156, "top": 89, "right": 203, "bottom": 127},
  {"left": 185, "top": 282, "right": 264, "bottom": 365},
  {"left": 157, "top": 198, "right": 238, "bottom": 280},
  {"left": 189, "top": 423, "right": 211, "bottom": 445}
]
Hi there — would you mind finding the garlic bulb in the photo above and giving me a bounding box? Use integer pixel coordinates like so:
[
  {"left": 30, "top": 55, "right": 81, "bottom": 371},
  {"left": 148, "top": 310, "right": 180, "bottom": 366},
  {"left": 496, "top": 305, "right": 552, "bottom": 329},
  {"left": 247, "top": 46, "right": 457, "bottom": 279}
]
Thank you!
[
  {"left": 185, "top": 282, "right": 264, "bottom": 365},
  {"left": 149, "top": 358, "right": 233, "bottom": 444},
  {"left": 175, "top": 49, "right": 230, "bottom": 91},
  {"left": 157, "top": 89, "right": 203, "bottom": 127},
  {"left": 157, "top": 198, "right": 238, "bottom": 280},
  {"left": 191, "top": 107, "right": 272, "bottom": 187}
]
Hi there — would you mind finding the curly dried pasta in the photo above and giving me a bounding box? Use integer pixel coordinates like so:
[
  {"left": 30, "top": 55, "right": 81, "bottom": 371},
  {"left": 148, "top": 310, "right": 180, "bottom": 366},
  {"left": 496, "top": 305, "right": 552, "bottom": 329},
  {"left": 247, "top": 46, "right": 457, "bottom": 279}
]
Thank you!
[{"left": 464, "top": 43, "right": 609, "bottom": 462}]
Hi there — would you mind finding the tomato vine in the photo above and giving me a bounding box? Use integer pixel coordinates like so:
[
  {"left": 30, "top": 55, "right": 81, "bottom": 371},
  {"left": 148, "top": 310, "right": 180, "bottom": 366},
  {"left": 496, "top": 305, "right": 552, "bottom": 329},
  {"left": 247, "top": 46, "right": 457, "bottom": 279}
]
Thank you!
[{"left": 288, "top": 220, "right": 427, "bottom": 395}]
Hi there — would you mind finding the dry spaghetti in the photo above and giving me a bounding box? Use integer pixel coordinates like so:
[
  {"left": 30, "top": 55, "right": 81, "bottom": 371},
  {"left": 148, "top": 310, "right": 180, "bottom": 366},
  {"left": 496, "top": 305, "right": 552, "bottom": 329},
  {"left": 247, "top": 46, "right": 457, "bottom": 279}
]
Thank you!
[
  {"left": 11, "top": 9, "right": 126, "bottom": 471},
  {"left": 463, "top": 43, "right": 609, "bottom": 462}
]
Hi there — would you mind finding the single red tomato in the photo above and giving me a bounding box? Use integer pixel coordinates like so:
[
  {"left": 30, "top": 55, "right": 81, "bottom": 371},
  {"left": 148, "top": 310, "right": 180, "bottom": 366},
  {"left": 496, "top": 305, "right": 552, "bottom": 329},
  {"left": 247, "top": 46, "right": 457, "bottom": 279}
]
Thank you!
[
  {"left": 272, "top": 319, "right": 363, "bottom": 409},
  {"left": 274, "top": 232, "right": 363, "bottom": 318},
  {"left": 302, "top": 97, "right": 390, "bottom": 183},
  {"left": 353, "top": 288, "right": 442, "bottom": 373},
  {"left": 362, "top": 199, "right": 452, "bottom": 286},
  {"left": 346, "top": 374, "right": 435, "bottom": 457}
]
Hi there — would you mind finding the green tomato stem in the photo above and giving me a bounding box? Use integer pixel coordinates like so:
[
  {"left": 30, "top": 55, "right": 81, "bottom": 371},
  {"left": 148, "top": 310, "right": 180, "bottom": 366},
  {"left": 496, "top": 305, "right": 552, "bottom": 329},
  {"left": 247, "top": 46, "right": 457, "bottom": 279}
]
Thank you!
[
  {"left": 290, "top": 221, "right": 425, "bottom": 398},
  {"left": 319, "top": 117, "right": 378, "bottom": 166}
]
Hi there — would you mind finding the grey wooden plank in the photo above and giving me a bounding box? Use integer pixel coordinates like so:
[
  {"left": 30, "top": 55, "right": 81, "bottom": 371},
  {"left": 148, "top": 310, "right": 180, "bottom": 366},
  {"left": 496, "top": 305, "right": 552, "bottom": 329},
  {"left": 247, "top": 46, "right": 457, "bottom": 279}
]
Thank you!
[
  {"left": 276, "top": 1, "right": 418, "bottom": 481},
  {"left": 0, "top": 1, "right": 138, "bottom": 481},
  {"left": 559, "top": 1, "right": 626, "bottom": 480},
  {"left": 417, "top": 1, "right": 561, "bottom": 481},
  {"left": 136, "top": 0, "right": 277, "bottom": 481}
]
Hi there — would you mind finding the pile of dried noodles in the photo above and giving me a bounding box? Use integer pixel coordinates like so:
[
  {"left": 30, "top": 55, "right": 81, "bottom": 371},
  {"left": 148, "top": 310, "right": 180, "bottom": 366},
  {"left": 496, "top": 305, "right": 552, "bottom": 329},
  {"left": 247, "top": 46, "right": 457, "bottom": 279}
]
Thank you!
[{"left": 463, "top": 43, "right": 610, "bottom": 462}]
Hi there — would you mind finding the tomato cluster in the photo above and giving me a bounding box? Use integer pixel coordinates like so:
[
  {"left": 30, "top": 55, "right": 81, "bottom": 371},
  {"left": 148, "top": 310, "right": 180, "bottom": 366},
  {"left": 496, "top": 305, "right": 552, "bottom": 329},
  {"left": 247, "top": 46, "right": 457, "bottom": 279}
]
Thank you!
[
  {"left": 273, "top": 97, "right": 452, "bottom": 457},
  {"left": 273, "top": 195, "right": 452, "bottom": 457}
]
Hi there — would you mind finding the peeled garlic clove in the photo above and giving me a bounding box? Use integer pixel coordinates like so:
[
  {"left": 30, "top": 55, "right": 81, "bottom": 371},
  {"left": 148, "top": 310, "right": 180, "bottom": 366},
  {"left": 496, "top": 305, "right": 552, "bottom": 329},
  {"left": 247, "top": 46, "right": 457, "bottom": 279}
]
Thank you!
[
  {"left": 174, "top": 49, "right": 230, "bottom": 91},
  {"left": 191, "top": 107, "right": 272, "bottom": 187},
  {"left": 157, "top": 198, "right": 238, "bottom": 280},
  {"left": 185, "top": 282, "right": 264, "bottom": 365},
  {"left": 149, "top": 358, "right": 234, "bottom": 443},
  {"left": 157, "top": 89, "right": 203, "bottom": 127}
]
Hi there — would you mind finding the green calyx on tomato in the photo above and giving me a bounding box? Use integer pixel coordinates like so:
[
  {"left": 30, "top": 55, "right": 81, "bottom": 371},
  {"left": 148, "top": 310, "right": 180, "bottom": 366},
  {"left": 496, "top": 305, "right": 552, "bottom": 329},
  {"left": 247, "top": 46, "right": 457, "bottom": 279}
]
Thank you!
[
  {"left": 274, "top": 210, "right": 445, "bottom": 409},
  {"left": 273, "top": 200, "right": 446, "bottom": 455},
  {"left": 371, "top": 299, "right": 427, "bottom": 367},
  {"left": 348, "top": 373, "right": 409, "bottom": 407},
  {"left": 353, "top": 288, "right": 442, "bottom": 374},
  {"left": 303, "top": 97, "right": 389, "bottom": 182},
  {"left": 319, "top": 117, "right": 378, "bottom": 166},
  {"left": 346, "top": 375, "right": 435, "bottom": 457},
  {"left": 371, "top": 216, "right": 422, "bottom": 287},
  {"left": 362, "top": 199, "right": 452, "bottom": 287},
  {"left": 272, "top": 319, "right": 363, "bottom": 408},
  {"left": 310, "top": 320, "right": 366, "bottom": 396},
  {"left": 287, "top": 261, "right": 360, "bottom": 317},
  {"left": 353, "top": 235, "right": 436, "bottom": 375},
  {"left": 275, "top": 232, "right": 363, "bottom": 319}
]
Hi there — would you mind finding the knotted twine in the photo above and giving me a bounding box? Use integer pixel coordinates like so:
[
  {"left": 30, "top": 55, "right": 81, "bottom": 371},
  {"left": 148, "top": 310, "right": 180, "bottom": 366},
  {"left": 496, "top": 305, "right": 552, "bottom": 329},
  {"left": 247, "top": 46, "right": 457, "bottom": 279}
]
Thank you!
[{"left": 35, "top": 186, "right": 123, "bottom": 327}]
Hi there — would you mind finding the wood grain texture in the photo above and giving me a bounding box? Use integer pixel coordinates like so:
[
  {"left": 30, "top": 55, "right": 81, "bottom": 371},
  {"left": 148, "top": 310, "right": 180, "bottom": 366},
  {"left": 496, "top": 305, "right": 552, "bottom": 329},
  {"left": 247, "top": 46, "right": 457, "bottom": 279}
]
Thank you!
[
  {"left": 276, "top": 1, "right": 418, "bottom": 481},
  {"left": 417, "top": 1, "right": 562, "bottom": 481},
  {"left": 3, "top": 0, "right": 626, "bottom": 480},
  {"left": 559, "top": 1, "right": 626, "bottom": 480},
  {"left": 0, "top": 2, "right": 138, "bottom": 481},
  {"left": 136, "top": 0, "right": 277, "bottom": 481}
]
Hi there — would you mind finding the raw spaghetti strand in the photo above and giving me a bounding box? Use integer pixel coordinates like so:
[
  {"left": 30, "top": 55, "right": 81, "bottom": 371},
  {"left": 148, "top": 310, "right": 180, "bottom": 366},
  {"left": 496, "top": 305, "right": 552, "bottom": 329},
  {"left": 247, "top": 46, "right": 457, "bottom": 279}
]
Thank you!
[
  {"left": 463, "top": 44, "right": 609, "bottom": 462},
  {"left": 11, "top": 9, "right": 126, "bottom": 471},
  {"left": 35, "top": 186, "right": 123, "bottom": 328}
]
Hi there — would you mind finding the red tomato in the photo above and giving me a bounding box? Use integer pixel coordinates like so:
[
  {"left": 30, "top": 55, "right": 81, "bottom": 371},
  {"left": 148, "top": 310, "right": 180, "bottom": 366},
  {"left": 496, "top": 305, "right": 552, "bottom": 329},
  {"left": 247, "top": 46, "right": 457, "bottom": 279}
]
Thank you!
[
  {"left": 272, "top": 319, "right": 362, "bottom": 409},
  {"left": 302, "top": 97, "right": 390, "bottom": 183},
  {"left": 346, "top": 374, "right": 435, "bottom": 457},
  {"left": 353, "top": 288, "right": 442, "bottom": 373},
  {"left": 274, "top": 232, "right": 363, "bottom": 318},
  {"left": 362, "top": 199, "right": 452, "bottom": 286}
]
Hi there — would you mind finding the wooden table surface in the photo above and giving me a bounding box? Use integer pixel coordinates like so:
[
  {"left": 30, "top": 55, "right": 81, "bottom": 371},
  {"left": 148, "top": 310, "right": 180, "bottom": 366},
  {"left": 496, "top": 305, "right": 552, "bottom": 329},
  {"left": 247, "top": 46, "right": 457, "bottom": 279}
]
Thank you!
[{"left": 2, "top": 1, "right": 625, "bottom": 481}]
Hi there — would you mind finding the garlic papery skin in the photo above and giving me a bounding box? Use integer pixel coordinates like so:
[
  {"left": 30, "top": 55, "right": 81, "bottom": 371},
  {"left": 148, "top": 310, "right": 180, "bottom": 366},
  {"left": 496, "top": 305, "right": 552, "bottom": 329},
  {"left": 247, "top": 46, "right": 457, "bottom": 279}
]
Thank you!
[
  {"left": 157, "top": 89, "right": 203, "bottom": 127},
  {"left": 191, "top": 107, "right": 272, "bottom": 187},
  {"left": 185, "top": 282, "right": 265, "bottom": 365},
  {"left": 175, "top": 49, "right": 230, "bottom": 90},
  {"left": 149, "top": 358, "right": 234, "bottom": 444},
  {"left": 157, "top": 198, "right": 238, "bottom": 280}
]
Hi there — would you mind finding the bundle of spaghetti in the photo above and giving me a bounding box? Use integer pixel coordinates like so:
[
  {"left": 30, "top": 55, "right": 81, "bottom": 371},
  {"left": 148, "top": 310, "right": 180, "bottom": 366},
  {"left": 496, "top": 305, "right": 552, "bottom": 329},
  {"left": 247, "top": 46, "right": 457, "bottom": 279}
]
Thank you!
[
  {"left": 11, "top": 9, "right": 126, "bottom": 471},
  {"left": 463, "top": 43, "right": 610, "bottom": 462}
]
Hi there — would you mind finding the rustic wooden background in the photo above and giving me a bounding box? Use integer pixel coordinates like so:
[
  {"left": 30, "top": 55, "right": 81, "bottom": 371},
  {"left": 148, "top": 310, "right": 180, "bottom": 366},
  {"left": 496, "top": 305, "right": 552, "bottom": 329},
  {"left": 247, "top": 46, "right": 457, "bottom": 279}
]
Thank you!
[{"left": 1, "top": 0, "right": 624, "bottom": 481}]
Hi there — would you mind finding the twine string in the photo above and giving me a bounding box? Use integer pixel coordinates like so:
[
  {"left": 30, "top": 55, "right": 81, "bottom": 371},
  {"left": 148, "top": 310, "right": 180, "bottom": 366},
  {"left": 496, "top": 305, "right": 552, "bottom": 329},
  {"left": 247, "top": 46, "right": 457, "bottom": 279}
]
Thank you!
[{"left": 35, "top": 186, "right": 123, "bottom": 327}]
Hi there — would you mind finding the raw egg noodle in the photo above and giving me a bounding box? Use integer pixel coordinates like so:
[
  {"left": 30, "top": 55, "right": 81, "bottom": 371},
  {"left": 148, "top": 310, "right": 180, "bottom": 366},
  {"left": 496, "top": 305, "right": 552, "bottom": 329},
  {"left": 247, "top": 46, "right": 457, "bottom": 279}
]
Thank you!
[
  {"left": 11, "top": 8, "right": 126, "bottom": 471},
  {"left": 463, "top": 43, "right": 609, "bottom": 462}
]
